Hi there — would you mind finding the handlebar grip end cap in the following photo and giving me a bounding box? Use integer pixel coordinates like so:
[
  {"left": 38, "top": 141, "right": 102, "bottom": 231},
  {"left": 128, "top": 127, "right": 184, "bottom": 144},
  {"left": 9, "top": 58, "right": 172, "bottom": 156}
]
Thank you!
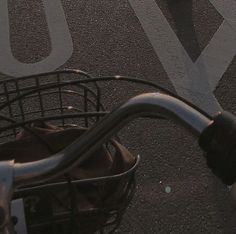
[{"left": 199, "top": 111, "right": 236, "bottom": 185}]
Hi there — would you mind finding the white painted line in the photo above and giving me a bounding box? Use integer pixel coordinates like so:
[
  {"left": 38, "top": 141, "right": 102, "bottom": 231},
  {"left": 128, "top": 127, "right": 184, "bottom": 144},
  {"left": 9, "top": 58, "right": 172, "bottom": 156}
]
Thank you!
[
  {"left": 129, "top": 0, "right": 222, "bottom": 114},
  {"left": 194, "top": 21, "right": 236, "bottom": 91},
  {"left": 0, "top": 0, "right": 73, "bottom": 77},
  {"left": 210, "top": 0, "right": 236, "bottom": 25},
  {"left": 205, "top": 0, "right": 236, "bottom": 90},
  {"left": 11, "top": 199, "right": 27, "bottom": 234}
]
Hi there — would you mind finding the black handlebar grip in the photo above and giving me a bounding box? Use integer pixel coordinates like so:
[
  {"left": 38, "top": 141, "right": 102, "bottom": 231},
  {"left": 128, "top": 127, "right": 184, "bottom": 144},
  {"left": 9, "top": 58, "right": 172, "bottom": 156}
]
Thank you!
[{"left": 199, "top": 111, "right": 236, "bottom": 185}]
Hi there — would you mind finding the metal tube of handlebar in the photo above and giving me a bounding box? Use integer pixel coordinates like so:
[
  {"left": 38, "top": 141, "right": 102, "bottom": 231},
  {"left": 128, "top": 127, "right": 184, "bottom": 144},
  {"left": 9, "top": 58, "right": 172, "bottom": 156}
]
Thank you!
[{"left": 13, "top": 93, "right": 212, "bottom": 187}]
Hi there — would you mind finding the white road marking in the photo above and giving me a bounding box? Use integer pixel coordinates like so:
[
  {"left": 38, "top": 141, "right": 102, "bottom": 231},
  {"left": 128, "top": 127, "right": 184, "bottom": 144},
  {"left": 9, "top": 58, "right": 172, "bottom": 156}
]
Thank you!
[
  {"left": 0, "top": 0, "right": 73, "bottom": 77},
  {"left": 129, "top": 0, "right": 236, "bottom": 114},
  {"left": 194, "top": 21, "right": 236, "bottom": 91},
  {"left": 210, "top": 0, "right": 236, "bottom": 25},
  {"left": 205, "top": 0, "right": 236, "bottom": 90}
]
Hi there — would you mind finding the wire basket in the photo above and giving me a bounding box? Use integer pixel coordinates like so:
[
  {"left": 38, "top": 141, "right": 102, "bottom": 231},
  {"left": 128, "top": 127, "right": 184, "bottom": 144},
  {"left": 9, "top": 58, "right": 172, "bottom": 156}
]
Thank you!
[{"left": 0, "top": 70, "right": 139, "bottom": 234}]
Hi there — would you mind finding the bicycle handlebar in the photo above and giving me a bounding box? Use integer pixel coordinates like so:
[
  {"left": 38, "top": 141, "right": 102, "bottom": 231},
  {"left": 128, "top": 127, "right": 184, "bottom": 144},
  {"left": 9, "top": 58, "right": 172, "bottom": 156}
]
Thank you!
[{"left": 13, "top": 93, "right": 212, "bottom": 187}]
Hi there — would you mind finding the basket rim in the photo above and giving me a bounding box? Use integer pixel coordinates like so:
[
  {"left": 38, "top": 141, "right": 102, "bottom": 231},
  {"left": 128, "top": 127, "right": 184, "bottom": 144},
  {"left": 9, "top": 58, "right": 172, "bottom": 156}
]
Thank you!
[
  {"left": 0, "top": 69, "right": 90, "bottom": 84},
  {"left": 14, "top": 155, "right": 140, "bottom": 193}
]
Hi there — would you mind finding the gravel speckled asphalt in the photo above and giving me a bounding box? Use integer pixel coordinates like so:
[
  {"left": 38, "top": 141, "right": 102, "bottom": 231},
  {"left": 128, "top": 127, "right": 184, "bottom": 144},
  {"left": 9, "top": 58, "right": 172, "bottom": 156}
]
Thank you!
[{"left": 1, "top": 0, "right": 236, "bottom": 233}]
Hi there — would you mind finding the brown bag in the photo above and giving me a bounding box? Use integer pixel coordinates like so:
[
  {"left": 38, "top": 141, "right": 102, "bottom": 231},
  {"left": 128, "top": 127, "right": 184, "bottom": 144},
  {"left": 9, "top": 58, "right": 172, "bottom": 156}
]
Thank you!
[{"left": 0, "top": 122, "right": 137, "bottom": 233}]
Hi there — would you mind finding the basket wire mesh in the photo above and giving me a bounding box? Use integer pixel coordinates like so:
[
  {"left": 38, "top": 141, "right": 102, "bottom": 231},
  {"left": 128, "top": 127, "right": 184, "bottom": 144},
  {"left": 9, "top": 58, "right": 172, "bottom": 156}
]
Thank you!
[{"left": 0, "top": 70, "right": 138, "bottom": 234}]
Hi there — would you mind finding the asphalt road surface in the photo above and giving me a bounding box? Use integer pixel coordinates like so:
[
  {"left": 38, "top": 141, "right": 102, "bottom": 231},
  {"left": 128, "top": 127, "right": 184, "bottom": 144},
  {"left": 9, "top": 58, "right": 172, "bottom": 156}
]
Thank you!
[{"left": 1, "top": 0, "right": 236, "bottom": 233}]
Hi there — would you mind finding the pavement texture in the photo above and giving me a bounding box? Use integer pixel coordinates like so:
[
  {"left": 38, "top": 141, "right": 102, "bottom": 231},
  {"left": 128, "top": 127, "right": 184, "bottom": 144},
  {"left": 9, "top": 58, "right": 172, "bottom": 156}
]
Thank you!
[{"left": 1, "top": 0, "right": 236, "bottom": 233}]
